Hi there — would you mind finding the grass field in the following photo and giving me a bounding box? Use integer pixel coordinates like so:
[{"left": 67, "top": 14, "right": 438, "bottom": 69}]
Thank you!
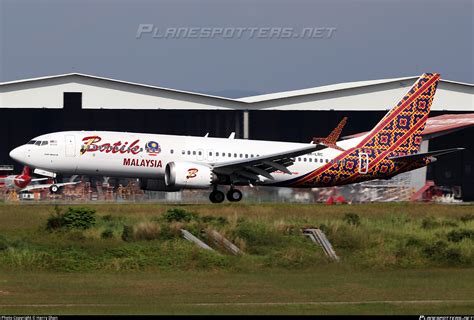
[{"left": 0, "top": 202, "right": 473, "bottom": 314}]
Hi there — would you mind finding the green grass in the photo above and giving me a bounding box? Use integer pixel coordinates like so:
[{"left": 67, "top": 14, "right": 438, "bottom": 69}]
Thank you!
[
  {"left": 0, "top": 268, "right": 473, "bottom": 314},
  {"left": 0, "top": 203, "right": 472, "bottom": 271},
  {"left": 0, "top": 203, "right": 473, "bottom": 314}
]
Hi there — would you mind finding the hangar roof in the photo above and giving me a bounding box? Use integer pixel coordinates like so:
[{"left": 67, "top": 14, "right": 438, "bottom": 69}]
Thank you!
[
  {"left": 1, "top": 73, "right": 472, "bottom": 111},
  {"left": 0, "top": 72, "right": 237, "bottom": 102},
  {"left": 237, "top": 76, "right": 473, "bottom": 103}
]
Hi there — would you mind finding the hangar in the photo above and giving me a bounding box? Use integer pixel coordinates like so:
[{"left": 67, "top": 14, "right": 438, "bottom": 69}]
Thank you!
[{"left": 1, "top": 73, "right": 473, "bottom": 199}]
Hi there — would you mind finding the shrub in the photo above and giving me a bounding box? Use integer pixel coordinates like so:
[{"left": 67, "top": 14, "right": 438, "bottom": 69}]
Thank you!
[
  {"left": 447, "top": 229, "right": 474, "bottom": 243},
  {"left": 46, "top": 214, "right": 64, "bottom": 230},
  {"left": 444, "top": 248, "right": 463, "bottom": 264},
  {"left": 121, "top": 225, "right": 133, "bottom": 242},
  {"left": 343, "top": 213, "right": 360, "bottom": 226},
  {"left": 422, "top": 240, "right": 447, "bottom": 260},
  {"left": 162, "top": 208, "right": 197, "bottom": 223},
  {"left": 0, "top": 234, "right": 9, "bottom": 251},
  {"left": 101, "top": 215, "right": 113, "bottom": 222},
  {"left": 101, "top": 229, "right": 114, "bottom": 239},
  {"left": 46, "top": 207, "right": 96, "bottom": 230},
  {"left": 46, "top": 206, "right": 64, "bottom": 230},
  {"left": 421, "top": 217, "right": 440, "bottom": 229},
  {"left": 62, "top": 207, "right": 96, "bottom": 229}
]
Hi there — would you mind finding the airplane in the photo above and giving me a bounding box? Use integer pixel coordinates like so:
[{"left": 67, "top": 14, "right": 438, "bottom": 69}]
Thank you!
[
  {"left": 9, "top": 73, "right": 464, "bottom": 203},
  {"left": 0, "top": 166, "right": 79, "bottom": 193}
]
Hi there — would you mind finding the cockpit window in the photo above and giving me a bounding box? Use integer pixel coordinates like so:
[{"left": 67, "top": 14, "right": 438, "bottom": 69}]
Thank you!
[
  {"left": 35, "top": 141, "right": 42, "bottom": 146},
  {"left": 41, "top": 141, "right": 48, "bottom": 146},
  {"left": 27, "top": 140, "right": 37, "bottom": 145}
]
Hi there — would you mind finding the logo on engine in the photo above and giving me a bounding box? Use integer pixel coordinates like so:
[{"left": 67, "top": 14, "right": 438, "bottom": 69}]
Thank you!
[
  {"left": 186, "top": 168, "right": 198, "bottom": 179},
  {"left": 145, "top": 141, "right": 161, "bottom": 156}
]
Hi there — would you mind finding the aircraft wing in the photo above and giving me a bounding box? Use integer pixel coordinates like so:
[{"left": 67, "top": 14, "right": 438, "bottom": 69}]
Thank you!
[
  {"left": 212, "top": 144, "right": 319, "bottom": 181},
  {"left": 20, "top": 181, "right": 80, "bottom": 192},
  {"left": 388, "top": 148, "right": 465, "bottom": 162}
]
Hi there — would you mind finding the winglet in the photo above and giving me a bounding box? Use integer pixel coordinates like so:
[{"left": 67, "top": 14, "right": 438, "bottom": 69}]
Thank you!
[{"left": 313, "top": 117, "right": 347, "bottom": 151}]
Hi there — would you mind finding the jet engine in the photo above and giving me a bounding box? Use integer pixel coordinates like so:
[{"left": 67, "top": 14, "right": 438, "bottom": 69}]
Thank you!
[
  {"left": 139, "top": 178, "right": 181, "bottom": 192},
  {"left": 165, "top": 162, "right": 216, "bottom": 189}
]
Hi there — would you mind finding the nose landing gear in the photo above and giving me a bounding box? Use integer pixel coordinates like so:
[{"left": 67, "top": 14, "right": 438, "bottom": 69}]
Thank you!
[{"left": 49, "top": 184, "right": 60, "bottom": 194}]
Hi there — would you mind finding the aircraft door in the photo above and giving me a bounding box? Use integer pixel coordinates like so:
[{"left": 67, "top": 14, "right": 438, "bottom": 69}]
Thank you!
[
  {"left": 65, "top": 135, "right": 76, "bottom": 157},
  {"left": 358, "top": 152, "right": 369, "bottom": 174}
]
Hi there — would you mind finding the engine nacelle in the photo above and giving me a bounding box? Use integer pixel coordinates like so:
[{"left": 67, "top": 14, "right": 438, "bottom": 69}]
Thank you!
[
  {"left": 165, "top": 162, "right": 216, "bottom": 189},
  {"left": 139, "top": 178, "right": 181, "bottom": 192}
]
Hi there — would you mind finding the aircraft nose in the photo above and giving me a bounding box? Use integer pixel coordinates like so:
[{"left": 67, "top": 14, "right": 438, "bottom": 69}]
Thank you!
[{"left": 9, "top": 146, "right": 24, "bottom": 163}]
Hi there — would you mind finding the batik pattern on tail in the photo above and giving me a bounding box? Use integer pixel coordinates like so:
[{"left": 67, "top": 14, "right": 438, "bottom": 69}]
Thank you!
[{"left": 290, "top": 73, "right": 440, "bottom": 187}]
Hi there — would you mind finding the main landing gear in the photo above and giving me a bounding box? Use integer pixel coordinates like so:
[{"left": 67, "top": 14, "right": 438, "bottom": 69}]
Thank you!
[
  {"left": 209, "top": 190, "right": 225, "bottom": 203},
  {"left": 209, "top": 187, "right": 243, "bottom": 203},
  {"left": 226, "top": 189, "right": 242, "bottom": 202}
]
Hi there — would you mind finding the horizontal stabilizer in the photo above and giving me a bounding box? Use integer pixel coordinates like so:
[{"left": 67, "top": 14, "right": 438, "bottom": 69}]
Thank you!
[
  {"left": 313, "top": 117, "right": 347, "bottom": 151},
  {"left": 389, "top": 148, "right": 465, "bottom": 161}
]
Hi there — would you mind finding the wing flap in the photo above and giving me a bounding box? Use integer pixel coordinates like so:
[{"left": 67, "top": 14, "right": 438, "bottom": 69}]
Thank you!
[{"left": 213, "top": 144, "right": 318, "bottom": 182}]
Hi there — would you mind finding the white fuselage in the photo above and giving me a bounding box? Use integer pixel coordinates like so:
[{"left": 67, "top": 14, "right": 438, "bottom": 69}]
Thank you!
[{"left": 10, "top": 131, "right": 363, "bottom": 186}]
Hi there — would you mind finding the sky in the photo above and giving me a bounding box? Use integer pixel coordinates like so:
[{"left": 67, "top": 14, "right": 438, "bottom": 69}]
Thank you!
[{"left": 1, "top": 0, "right": 472, "bottom": 97}]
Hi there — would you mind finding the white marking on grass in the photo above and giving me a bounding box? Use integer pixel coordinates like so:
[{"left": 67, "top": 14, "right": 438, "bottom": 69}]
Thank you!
[{"left": 189, "top": 299, "right": 474, "bottom": 306}]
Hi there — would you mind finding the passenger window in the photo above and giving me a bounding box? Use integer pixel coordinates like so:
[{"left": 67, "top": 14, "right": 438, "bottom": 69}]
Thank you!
[
  {"left": 170, "top": 149, "right": 174, "bottom": 154},
  {"left": 245, "top": 154, "right": 248, "bottom": 158},
  {"left": 182, "top": 150, "right": 185, "bottom": 155},
  {"left": 309, "top": 158, "right": 312, "bottom": 162},
  {"left": 304, "top": 158, "right": 307, "bottom": 162},
  {"left": 198, "top": 151, "right": 202, "bottom": 156},
  {"left": 216, "top": 152, "right": 219, "bottom": 156},
  {"left": 325, "top": 159, "right": 329, "bottom": 163},
  {"left": 228, "top": 153, "right": 231, "bottom": 157},
  {"left": 240, "top": 154, "right": 243, "bottom": 158},
  {"left": 187, "top": 151, "right": 191, "bottom": 155},
  {"left": 298, "top": 157, "right": 301, "bottom": 161},
  {"left": 193, "top": 151, "right": 196, "bottom": 155},
  {"left": 234, "top": 153, "right": 237, "bottom": 158}
]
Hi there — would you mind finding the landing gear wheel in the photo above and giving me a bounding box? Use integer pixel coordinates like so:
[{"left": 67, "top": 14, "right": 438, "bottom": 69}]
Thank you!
[
  {"left": 209, "top": 190, "right": 225, "bottom": 203},
  {"left": 227, "top": 189, "right": 243, "bottom": 202},
  {"left": 49, "top": 184, "right": 60, "bottom": 194}
]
